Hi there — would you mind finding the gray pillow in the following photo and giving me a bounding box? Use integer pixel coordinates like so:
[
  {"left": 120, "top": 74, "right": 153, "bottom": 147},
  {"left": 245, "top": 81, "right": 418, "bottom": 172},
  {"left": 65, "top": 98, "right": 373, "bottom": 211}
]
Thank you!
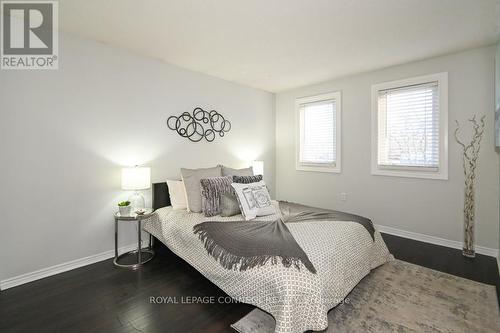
[
  {"left": 220, "top": 165, "right": 254, "bottom": 177},
  {"left": 181, "top": 166, "right": 222, "bottom": 212},
  {"left": 220, "top": 193, "right": 241, "bottom": 217},
  {"left": 200, "top": 176, "right": 233, "bottom": 217},
  {"left": 233, "top": 175, "right": 263, "bottom": 184}
]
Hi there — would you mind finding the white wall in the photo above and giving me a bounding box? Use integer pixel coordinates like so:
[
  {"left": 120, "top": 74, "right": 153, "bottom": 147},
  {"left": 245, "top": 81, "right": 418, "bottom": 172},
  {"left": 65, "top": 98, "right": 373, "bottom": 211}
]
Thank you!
[
  {"left": 1, "top": 33, "right": 497, "bottom": 285},
  {"left": 495, "top": 43, "right": 500, "bottom": 263},
  {"left": 276, "top": 46, "right": 499, "bottom": 250},
  {"left": 0, "top": 33, "right": 275, "bottom": 281}
]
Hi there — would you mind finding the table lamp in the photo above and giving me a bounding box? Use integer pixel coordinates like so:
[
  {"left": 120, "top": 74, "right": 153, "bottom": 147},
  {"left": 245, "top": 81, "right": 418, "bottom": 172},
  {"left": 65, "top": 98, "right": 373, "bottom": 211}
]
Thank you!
[
  {"left": 121, "top": 166, "right": 151, "bottom": 209},
  {"left": 252, "top": 160, "right": 264, "bottom": 177}
]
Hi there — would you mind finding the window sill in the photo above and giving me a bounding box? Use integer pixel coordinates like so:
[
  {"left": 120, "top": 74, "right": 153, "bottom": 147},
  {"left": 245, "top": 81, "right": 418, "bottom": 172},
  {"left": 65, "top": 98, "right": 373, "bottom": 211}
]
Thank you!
[
  {"left": 296, "top": 163, "right": 341, "bottom": 173},
  {"left": 371, "top": 167, "right": 448, "bottom": 180}
]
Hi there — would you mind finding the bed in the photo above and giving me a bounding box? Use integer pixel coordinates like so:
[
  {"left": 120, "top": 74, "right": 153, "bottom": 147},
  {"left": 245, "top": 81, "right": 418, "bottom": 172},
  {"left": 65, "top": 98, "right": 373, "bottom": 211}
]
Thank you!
[{"left": 143, "top": 182, "right": 393, "bottom": 333}]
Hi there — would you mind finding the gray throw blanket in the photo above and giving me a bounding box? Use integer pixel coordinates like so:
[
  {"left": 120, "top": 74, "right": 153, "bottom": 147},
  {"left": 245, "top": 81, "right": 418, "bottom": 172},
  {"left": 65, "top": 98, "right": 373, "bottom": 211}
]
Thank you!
[
  {"left": 278, "top": 201, "right": 375, "bottom": 240},
  {"left": 193, "top": 201, "right": 375, "bottom": 274}
]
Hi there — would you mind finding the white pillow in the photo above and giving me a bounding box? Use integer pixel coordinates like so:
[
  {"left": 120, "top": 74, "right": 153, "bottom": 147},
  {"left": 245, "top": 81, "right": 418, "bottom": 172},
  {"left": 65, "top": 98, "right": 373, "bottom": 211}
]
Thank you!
[
  {"left": 231, "top": 181, "right": 275, "bottom": 221},
  {"left": 166, "top": 180, "right": 187, "bottom": 210}
]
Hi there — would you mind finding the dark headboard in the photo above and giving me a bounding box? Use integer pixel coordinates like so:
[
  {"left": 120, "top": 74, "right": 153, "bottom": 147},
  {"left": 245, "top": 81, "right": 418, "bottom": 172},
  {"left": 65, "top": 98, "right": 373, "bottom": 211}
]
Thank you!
[{"left": 153, "top": 182, "right": 171, "bottom": 211}]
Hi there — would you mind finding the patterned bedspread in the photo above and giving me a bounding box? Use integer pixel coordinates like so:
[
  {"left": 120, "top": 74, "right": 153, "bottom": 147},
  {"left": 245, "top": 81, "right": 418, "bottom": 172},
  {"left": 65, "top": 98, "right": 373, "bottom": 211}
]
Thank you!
[{"left": 143, "top": 201, "right": 393, "bottom": 333}]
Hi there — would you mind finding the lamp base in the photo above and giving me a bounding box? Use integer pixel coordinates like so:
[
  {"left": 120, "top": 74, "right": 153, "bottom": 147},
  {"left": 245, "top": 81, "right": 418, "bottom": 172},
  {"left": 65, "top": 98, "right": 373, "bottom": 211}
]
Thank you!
[{"left": 128, "top": 191, "right": 145, "bottom": 211}]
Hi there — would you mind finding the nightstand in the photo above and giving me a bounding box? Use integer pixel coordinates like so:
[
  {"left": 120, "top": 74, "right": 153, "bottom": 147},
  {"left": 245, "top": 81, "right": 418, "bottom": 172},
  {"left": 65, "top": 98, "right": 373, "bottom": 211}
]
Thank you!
[{"left": 114, "top": 209, "right": 155, "bottom": 269}]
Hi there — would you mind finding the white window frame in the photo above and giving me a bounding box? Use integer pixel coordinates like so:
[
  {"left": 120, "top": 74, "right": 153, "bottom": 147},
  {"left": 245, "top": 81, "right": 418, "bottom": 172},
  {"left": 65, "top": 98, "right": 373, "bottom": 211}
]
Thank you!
[
  {"left": 371, "top": 73, "right": 448, "bottom": 180},
  {"left": 295, "top": 91, "right": 342, "bottom": 173}
]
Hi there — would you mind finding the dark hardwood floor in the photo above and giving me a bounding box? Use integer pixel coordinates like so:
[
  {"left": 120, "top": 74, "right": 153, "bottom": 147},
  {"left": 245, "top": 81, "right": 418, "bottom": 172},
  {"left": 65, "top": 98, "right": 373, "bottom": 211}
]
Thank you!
[{"left": 0, "top": 234, "right": 498, "bottom": 333}]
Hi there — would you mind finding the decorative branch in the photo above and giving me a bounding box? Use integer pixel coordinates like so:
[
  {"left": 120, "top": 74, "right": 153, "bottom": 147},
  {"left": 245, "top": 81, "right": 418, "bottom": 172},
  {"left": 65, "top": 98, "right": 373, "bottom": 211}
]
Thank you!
[{"left": 454, "top": 115, "right": 486, "bottom": 258}]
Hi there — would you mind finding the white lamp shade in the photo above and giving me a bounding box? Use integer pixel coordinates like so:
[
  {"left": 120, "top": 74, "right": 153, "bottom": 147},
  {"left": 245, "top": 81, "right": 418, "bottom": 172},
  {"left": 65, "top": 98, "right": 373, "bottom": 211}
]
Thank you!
[
  {"left": 252, "top": 160, "right": 264, "bottom": 177},
  {"left": 121, "top": 167, "right": 151, "bottom": 190}
]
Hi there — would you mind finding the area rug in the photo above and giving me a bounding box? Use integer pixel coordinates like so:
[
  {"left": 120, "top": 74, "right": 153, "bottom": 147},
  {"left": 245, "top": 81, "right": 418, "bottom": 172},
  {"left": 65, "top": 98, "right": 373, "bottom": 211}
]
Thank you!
[{"left": 231, "top": 259, "right": 500, "bottom": 333}]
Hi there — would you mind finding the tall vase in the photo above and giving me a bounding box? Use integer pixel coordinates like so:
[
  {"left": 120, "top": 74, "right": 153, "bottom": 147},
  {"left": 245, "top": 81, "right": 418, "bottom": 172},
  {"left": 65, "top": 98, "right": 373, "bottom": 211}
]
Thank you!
[
  {"left": 462, "top": 178, "right": 475, "bottom": 258},
  {"left": 454, "top": 115, "right": 485, "bottom": 259}
]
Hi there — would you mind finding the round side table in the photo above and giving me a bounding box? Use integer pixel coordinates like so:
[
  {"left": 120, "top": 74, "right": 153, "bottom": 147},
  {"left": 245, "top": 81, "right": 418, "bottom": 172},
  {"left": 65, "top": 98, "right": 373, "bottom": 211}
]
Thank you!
[{"left": 114, "top": 209, "right": 155, "bottom": 269}]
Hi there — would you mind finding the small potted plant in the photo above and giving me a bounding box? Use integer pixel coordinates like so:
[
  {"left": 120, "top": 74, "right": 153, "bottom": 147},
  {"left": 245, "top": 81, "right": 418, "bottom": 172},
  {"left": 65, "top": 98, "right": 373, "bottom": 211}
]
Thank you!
[{"left": 118, "top": 201, "right": 131, "bottom": 216}]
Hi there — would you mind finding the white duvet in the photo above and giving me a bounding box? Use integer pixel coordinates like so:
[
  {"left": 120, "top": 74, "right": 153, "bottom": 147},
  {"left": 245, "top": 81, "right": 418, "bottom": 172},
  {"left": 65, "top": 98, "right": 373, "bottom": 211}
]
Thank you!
[{"left": 143, "top": 202, "right": 392, "bottom": 333}]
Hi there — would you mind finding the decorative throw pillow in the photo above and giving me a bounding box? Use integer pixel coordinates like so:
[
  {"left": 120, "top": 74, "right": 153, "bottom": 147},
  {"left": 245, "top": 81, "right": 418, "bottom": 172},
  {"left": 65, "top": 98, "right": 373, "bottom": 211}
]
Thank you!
[
  {"left": 200, "top": 176, "right": 233, "bottom": 217},
  {"left": 219, "top": 165, "right": 254, "bottom": 177},
  {"left": 220, "top": 193, "right": 241, "bottom": 217},
  {"left": 233, "top": 175, "right": 263, "bottom": 184},
  {"left": 231, "top": 181, "right": 275, "bottom": 221},
  {"left": 166, "top": 179, "right": 187, "bottom": 210},
  {"left": 181, "top": 166, "right": 222, "bottom": 213}
]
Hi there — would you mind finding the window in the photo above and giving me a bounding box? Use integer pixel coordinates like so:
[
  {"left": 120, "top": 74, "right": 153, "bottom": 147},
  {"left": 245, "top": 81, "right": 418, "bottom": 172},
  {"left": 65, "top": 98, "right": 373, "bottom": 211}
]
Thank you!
[
  {"left": 296, "top": 91, "right": 341, "bottom": 173},
  {"left": 371, "top": 73, "right": 448, "bottom": 179}
]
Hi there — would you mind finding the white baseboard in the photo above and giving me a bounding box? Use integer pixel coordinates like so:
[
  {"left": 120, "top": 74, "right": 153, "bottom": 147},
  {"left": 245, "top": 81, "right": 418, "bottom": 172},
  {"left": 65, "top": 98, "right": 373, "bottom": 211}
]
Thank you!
[
  {"left": 2, "top": 226, "right": 498, "bottom": 291},
  {"left": 376, "top": 224, "right": 499, "bottom": 258},
  {"left": 0, "top": 243, "right": 147, "bottom": 291}
]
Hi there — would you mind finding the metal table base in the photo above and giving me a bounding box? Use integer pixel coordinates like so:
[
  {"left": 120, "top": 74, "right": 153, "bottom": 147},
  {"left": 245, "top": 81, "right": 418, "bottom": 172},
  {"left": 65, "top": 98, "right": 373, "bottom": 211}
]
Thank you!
[{"left": 114, "top": 217, "right": 155, "bottom": 269}]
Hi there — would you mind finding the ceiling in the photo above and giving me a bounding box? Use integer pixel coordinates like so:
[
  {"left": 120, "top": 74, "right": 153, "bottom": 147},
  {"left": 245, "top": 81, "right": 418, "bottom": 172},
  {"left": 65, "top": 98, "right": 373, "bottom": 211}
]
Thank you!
[{"left": 60, "top": 0, "right": 500, "bottom": 92}]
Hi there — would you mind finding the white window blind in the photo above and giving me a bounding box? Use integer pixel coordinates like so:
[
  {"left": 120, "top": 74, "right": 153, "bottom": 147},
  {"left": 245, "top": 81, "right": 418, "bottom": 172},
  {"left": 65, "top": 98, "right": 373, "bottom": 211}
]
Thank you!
[
  {"left": 377, "top": 81, "right": 439, "bottom": 169},
  {"left": 299, "top": 99, "right": 336, "bottom": 165}
]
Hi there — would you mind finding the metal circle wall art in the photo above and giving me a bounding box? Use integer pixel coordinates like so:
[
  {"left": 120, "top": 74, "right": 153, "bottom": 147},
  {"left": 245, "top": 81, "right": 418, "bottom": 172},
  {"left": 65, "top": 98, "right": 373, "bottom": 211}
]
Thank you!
[{"left": 167, "top": 107, "right": 231, "bottom": 142}]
